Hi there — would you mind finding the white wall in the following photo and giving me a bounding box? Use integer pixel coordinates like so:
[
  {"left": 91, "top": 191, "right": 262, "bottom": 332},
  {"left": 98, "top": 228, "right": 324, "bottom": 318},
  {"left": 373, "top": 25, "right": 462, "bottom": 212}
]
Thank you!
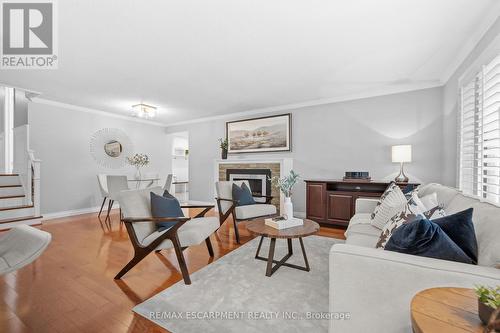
[
  {"left": 29, "top": 102, "right": 172, "bottom": 215},
  {"left": 442, "top": 16, "right": 500, "bottom": 186},
  {"left": 167, "top": 87, "right": 444, "bottom": 214}
]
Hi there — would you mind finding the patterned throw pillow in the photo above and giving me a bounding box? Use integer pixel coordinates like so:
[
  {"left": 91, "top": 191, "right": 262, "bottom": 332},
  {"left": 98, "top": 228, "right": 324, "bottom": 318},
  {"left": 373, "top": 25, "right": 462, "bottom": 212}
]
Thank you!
[
  {"left": 423, "top": 205, "right": 446, "bottom": 219},
  {"left": 376, "top": 200, "right": 447, "bottom": 249},
  {"left": 370, "top": 182, "right": 408, "bottom": 229},
  {"left": 376, "top": 191, "right": 427, "bottom": 248}
]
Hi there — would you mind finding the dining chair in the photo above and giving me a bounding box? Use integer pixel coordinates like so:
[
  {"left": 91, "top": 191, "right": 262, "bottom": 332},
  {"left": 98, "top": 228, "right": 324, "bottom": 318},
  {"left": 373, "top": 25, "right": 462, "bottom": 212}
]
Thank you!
[
  {"left": 106, "top": 175, "right": 129, "bottom": 220},
  {"left": 97, "top": 174, "right": 109, "bottom": 218},
  {"left": 114, "top": 187, "right": 219, "bottom": 284},
  {"left": 215, "top": 180, "right": 277, "bottom": 244},
  {"left": 0, "top": 225, "right": 51, "bottom": 275},
  {"left": 163, "top": 174, "right": 173, "bottom": 193},
  {"left": 142, "top": 172, "right": 160, "bottom": 189}
]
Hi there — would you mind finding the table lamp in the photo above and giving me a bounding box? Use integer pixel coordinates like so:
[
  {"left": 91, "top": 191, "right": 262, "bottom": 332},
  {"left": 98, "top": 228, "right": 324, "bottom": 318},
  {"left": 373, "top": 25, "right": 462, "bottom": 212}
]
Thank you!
[{"left": 392, "top": 145, "right": 412, "bottom": 183}]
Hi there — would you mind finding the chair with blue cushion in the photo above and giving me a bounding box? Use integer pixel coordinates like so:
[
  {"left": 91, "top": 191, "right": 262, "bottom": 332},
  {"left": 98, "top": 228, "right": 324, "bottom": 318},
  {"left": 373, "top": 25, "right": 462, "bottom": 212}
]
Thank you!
[
  {"left": 215, "top": 180, "right": 277, "bottom": 244},
  {"left": 114, "top": 187, "right": 219, "bottom": 284}
]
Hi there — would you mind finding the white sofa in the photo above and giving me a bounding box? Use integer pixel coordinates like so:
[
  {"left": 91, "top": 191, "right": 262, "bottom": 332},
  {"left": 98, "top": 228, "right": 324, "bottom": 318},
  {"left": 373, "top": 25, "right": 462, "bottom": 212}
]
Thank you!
[{"left": 329, "top": 183, "right": 500, "bottom": 333}]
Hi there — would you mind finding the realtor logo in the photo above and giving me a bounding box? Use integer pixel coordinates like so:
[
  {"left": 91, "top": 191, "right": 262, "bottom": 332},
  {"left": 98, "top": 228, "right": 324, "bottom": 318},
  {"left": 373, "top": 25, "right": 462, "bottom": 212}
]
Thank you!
[{"left": 1, "top": 0, "right": 58, "bottom": 69}]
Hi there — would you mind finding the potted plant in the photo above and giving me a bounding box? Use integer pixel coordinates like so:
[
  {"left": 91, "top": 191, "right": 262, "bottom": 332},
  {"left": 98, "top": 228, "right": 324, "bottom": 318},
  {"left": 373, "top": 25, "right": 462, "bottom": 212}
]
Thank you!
[
  {"left": 271, "top": 170, "right": 299, "bottom": 219},
  {"left": 127, "top": 153, "right": 150, "bottom": 180},
  {"left": 219, "top": 138, "right": 228, "bottom": 160},
  {"left": 475, "top": 285, "right": 500, "bottom": 325}
]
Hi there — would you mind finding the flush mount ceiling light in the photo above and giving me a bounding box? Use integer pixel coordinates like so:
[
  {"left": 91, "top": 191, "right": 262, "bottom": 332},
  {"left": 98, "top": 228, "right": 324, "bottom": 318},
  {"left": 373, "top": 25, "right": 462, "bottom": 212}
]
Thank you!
[{"left": 132, "top": 103, "right": 157, "bottom": 119}]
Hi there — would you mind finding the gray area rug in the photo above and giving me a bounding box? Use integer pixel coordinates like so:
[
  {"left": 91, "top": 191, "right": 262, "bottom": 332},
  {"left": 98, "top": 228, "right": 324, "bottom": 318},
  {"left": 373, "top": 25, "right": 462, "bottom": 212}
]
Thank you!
[{"left": 134, "top": 235, "right": 343, "bottom": 333}]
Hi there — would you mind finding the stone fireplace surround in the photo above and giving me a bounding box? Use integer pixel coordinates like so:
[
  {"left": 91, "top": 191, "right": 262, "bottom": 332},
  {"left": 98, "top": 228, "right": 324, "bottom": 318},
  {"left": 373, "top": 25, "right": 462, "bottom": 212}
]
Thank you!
[{"left": 214, "top": 158, "right": 293, "bottom": 214}]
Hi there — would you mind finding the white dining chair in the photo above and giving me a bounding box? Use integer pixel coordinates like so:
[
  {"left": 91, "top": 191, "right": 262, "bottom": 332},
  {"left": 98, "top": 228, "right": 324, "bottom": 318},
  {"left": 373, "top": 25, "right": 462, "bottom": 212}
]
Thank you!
[
  {"left": 106, "top": 175, "right": 129, "bottom": 220},
  {"left": 0, "top": 225, "right": 51, "bottom": 275},
  {"left": 142, "top": 172, "right": 160, "bottom": 189},
  {"left": 163, "top": 174, "right": 173, "bottom": 193},
  {"left": 97, "top": 174, "right": 109, "bottom": 218}
]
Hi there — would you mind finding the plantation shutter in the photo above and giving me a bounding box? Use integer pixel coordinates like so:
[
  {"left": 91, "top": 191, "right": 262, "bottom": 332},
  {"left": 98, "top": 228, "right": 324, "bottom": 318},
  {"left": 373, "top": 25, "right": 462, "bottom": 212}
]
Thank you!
[{"left": 459, "top": 54, "right": 500, "bottom": 205}]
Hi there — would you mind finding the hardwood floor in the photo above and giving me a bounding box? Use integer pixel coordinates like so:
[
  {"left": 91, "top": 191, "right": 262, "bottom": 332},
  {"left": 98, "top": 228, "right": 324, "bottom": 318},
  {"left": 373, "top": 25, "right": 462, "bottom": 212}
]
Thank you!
[{"left": 0, "top": 209, "right": 345, "bottom": 333}]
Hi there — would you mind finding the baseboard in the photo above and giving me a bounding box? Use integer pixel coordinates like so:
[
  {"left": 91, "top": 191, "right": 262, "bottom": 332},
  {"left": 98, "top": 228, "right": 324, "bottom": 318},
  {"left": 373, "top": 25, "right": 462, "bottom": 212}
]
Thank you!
[{"left": 43, "top": 204, "right": 120, "bottom": 221}]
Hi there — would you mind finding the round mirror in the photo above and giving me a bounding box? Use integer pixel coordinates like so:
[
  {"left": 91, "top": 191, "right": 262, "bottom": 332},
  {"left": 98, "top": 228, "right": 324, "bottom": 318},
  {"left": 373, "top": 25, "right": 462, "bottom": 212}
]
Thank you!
[{"left": 104, "top": 140, "right": 123, "bottom": 157}]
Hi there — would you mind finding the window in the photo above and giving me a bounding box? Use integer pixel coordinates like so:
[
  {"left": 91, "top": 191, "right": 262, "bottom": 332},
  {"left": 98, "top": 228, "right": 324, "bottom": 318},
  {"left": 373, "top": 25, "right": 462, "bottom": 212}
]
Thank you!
[{"left": 459, "top": 55, "right": 500, "bottom": 204}]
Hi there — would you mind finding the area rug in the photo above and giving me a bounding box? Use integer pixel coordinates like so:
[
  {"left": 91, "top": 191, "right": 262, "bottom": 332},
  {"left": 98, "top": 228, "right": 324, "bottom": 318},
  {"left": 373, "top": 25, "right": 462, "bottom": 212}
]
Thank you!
[{"left": 133, "top": 235, "right": 343, "bottom": 333}]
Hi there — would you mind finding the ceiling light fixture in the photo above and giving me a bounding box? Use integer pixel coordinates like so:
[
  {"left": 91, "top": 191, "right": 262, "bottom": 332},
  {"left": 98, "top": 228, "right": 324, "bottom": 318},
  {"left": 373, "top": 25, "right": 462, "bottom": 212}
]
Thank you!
[{"left": 132, "top": 103, "right": 157, "bottom": 119}]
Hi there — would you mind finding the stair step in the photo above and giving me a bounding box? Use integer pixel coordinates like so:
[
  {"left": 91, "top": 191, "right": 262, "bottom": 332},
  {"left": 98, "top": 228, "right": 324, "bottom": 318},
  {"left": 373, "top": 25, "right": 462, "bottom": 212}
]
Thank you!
[
  {"left": 0, "top": 186, "right": 24, "bottom": 196},
  {"left": 0, "top": 194, "right": 25, "bottom": 199},
  {"left": 0, "top": 204, "right": 34, "bottom": 211},
  {"left": 0, "top": 174, "right": 19, "bottom": 176},
  {"left": 0, "top": 185, "right": 22, "bottom": 188},
  {"left": 0, "top": 215, "right": 42, "bottom": 225}
]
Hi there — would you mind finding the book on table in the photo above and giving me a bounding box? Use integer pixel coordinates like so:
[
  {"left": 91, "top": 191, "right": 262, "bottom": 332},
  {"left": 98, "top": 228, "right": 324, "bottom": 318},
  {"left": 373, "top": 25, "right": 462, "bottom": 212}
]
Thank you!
[{"left": 265, "top": 216, "right": 304, "bottom": 229}]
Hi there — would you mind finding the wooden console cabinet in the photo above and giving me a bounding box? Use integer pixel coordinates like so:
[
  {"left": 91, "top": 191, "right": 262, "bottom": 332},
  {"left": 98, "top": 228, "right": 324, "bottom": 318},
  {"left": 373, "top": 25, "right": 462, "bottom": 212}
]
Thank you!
[{"left": 305, "top": 180, "right": 419, "bottom": 227}]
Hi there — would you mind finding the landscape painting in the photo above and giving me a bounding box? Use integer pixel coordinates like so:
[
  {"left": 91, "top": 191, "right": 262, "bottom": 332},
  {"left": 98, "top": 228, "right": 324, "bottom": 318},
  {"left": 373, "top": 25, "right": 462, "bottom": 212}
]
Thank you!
[{"left": 226, "top": 114, "right": 291, "bottom": 153}]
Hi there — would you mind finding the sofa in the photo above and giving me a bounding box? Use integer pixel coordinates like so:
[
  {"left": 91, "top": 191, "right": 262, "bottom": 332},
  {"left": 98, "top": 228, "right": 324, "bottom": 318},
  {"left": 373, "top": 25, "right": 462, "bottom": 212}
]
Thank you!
[{"left": 329, "top": 183, "right": 500, "bottom": 333}]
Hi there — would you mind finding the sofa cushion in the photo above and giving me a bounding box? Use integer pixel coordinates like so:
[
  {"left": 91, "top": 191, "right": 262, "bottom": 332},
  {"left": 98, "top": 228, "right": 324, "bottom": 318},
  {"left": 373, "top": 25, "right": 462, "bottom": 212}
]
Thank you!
[
  {"left": 432, "top": 208, "right": 478, "bottom": 264},
  {"left": 370, "top": 182, "right": 408, "bottom": 229},
  {"left": 418, "top": 183, "right": 459, "bottom": 208},
  {"left": 234, "top": 204, "right": 276, "bottom": 220},
  {"left": 385, "top": 217, "right": 474, "bottom": 265},
  {"left": 470, "top": 202, "right": 500, "bottom": 267},
  {"left": 345, "top": 214, "right": 381, "bottom": 248},
  {"left": 142, "top": 217, "right": 219, "bottom": 249},
  {"left": 445, "top": 194, "right": 477, "bottom": 214}
]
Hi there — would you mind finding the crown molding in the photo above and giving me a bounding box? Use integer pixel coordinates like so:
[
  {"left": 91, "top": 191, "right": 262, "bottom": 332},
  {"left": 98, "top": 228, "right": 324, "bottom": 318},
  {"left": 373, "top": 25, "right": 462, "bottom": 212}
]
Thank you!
[
  {"left": 164, "top": 81, "right": 443, "bottom": 128},
  {"left": 33, "top": 98, "right": 166, "bottom": 127},
  {"left": 440, "top": 3, "right": 500, "bottom": 84}
]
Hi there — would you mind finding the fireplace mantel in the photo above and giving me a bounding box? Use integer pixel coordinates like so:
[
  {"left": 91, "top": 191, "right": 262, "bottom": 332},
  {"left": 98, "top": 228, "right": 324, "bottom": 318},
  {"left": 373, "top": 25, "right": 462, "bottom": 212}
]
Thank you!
[{"left": 214, "top": 158, "right": 293, "bottom": 213}]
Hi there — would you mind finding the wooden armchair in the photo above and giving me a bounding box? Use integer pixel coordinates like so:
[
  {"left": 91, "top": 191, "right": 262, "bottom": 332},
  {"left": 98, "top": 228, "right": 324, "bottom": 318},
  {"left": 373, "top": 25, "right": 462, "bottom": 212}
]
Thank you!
[
  {"left": 215, "top": 180, "right": 277, "bottom": 244},
  {"left": 115, "top": 187, "right": 219, "bottom": 284}
]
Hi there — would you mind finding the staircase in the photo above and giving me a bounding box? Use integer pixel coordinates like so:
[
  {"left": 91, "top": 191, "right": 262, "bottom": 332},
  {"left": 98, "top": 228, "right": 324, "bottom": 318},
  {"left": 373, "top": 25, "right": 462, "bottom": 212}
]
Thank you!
[{"left": 0, "top": 151, "right": 42, "bottom": 230}]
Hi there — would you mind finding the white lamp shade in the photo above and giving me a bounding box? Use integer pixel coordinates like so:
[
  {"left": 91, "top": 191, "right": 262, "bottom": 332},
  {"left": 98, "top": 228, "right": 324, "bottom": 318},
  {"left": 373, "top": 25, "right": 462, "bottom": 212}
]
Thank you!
[{"left": 392, "top": 145, "right": 412, "bottom": 163}]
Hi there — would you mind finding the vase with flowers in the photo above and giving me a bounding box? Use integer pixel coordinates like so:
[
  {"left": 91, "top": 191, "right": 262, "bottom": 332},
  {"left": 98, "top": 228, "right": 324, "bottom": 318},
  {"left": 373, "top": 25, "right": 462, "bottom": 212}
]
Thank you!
[
  {"left": 127, "top": 153, "right": 150, "bottom": 180},
  {"left": 271, "top": 170, "right": 299, "bottom": 219}
]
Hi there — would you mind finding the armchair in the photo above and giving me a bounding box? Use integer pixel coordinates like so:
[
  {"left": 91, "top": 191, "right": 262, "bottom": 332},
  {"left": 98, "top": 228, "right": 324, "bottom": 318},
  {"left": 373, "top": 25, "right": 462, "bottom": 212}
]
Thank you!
[
  {"left": 215, "top": 180, "right": 277, "bottom": 244},
  {"left": 114, "top": 187, "right": 219, "bottom": 284}
]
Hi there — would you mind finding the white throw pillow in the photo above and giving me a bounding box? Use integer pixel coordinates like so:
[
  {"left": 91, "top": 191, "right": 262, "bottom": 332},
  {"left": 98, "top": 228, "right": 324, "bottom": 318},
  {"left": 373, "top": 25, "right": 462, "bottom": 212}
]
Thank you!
[
  {"left": 420, "top": 192, "right": 439, "bottom": 211},
  {"left": 370, "top": 183, "right": 408, "bottom": 230},
  {"left": 376, "top": 191, "right": 428, "bottom": 248}
]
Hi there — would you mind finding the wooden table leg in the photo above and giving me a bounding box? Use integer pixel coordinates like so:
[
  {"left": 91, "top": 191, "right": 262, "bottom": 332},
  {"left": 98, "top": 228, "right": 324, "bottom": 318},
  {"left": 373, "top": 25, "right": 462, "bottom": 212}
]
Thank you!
[
  {"left": 266, "top": 238, "right": 276, "bottom": 277},
  {"left": 299, "top": 237, "right": 310, "bottom": 271}
]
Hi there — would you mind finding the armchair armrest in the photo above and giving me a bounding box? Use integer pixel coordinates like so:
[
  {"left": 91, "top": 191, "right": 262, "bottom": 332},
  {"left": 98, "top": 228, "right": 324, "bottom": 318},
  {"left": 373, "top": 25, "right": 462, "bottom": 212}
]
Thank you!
[
  {"left": 215, "top": 197, "right": 239, "bottom": 203},
  {"left": 355, "top": 198, "right": 379, "bottom": 214},
  {"left": 251, "top": 194, "right": 273, "bottom": 204},
  {"left": 329, "top": 244, "right": 500, "bottom": 333},
  {"left": 122, "top": 217, "right": 190, "bottom": 223}
]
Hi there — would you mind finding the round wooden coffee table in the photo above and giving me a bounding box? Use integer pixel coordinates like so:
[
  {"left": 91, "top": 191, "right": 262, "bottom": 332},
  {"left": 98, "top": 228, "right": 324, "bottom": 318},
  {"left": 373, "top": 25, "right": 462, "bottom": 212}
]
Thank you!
[
  {"left": 246, "top": 219, "right": 320, "bottom": 277},
  {"left": 411, "top": 287, "right": 484, "bottom": 333}
]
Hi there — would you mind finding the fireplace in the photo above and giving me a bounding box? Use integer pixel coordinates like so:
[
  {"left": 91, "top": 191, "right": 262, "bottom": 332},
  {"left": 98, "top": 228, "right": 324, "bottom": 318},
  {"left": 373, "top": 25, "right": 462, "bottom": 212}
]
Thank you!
[{"left": 226, "top": 169, "right": 272, "bottom": 203}]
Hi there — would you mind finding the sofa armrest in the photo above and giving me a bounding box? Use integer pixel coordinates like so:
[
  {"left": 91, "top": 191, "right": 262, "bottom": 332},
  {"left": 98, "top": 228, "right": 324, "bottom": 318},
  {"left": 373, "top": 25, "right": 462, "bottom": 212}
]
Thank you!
[
  {"left": 329, "top": 244, "right": 500, "bottom": 333},
  {"left": 355, "top": 198, "right": 379, "bottom": 214}
]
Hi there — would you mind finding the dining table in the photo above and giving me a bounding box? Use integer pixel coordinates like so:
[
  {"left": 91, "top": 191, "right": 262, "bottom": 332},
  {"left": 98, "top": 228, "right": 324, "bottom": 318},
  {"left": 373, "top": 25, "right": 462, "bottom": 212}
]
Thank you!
[{"left": 127, "top": 177, "right": 161, "bottom": 189}]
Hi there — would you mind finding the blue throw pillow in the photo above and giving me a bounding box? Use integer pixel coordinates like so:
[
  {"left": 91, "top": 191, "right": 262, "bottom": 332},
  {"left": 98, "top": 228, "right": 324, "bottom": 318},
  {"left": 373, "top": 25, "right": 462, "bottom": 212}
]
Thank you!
[
  {"left": 232, "top": 183, "right": 256, "bottom": 206},
  {"left": 163, "top": 190, "right": 175, "bottom": 199},
  {"left": 432, "top": 208, "right": 478, "bottom": 264},
  {"left": 150, "top": 192, "right": 184, "bottom": 232},
  {"left": 385, "top": 216, "right": 474, "bottom": 264}
]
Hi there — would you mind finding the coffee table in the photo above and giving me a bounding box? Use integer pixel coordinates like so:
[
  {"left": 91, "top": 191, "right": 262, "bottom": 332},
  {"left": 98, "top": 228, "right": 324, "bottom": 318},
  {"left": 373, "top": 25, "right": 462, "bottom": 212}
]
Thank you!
[
  {"left": 411, "top": 287, "right": 484, "bottom": 333},
  {"left": 246, "top": 219, "right": 320, "bottom": 277}
]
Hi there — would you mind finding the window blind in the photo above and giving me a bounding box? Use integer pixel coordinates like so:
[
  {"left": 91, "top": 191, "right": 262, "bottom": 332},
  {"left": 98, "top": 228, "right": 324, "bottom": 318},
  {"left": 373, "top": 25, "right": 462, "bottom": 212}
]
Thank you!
[{"left": 459, "top": 54, "right": 500, "bottom": 204}]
